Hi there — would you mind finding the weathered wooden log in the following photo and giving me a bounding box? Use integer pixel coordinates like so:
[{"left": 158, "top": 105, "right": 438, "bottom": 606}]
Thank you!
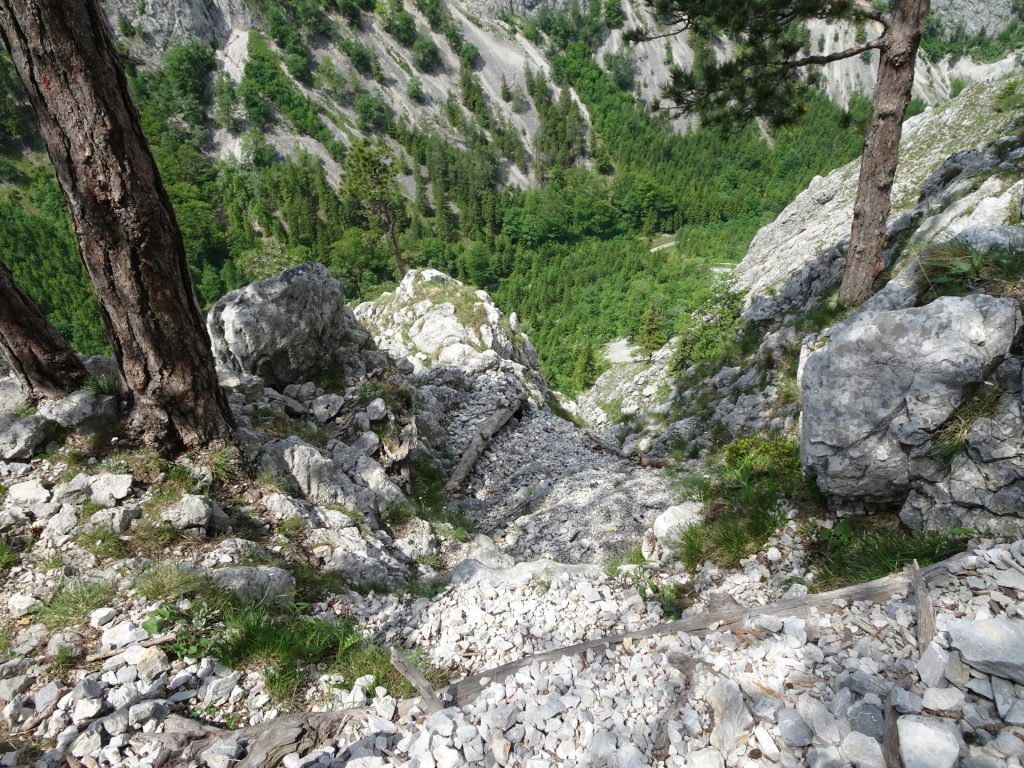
[
  {"left": 444, "top": 399, "right": 524, "bottom": 493},
  {"left": 390, "top": 648, "right": 443, "bottom": 715},
  {"left": 144, "top": 553, "right": 966, "bottom": 768},
  {"left": 911, "top": 559, "right": 936, "bottom": 652}
]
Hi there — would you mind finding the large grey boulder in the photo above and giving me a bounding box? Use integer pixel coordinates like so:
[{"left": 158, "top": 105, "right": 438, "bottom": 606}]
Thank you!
[
  {"left": 208, "top": 263, "right": 356, "bottom": 388},
  {"left": 802, "top": 295, "right": 1022, "bottom": 508}
]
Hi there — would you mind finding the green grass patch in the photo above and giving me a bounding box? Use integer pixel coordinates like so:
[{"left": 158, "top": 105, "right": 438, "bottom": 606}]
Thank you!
[
  {"left": 73, "top": 526, "right": 129, "bottom": 560},
  {"left": 919, "top": 239, "right": 1024, "bottom": 301},
  {"left": 133, "top": 563, "right": 216, "bottom": 601},
  {"left": 811, "top": 516, "right": 968, "bottom": 591},
  {"left": 604, "top": 546, "right": 646, "bottom": 577},
  {"left": 34, "top": 579, "right": 115, "bottom": 628},
  {"left": 0, "top": 537, "right": 26, "bottom": 570},
  {"left": 675, "top": 436, "right": 822, "bottom": 571}
]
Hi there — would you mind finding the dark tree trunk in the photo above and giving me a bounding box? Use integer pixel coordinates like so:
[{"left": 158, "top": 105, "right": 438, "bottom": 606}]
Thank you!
[
  {"left": 0, "top": 259, "right": 87, "bottom": 400},
  {"left": 387, "top": 223, "right": 408, "bottom": 278},
  {"left": 0, "top": 0, "right": 233, "bottom": 449},
  {"left": 840, "top": 0, "right": 930, "bottom": 306}
]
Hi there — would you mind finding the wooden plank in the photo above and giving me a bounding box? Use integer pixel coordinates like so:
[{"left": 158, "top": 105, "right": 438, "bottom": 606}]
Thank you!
[
  {"left": 390, "top": 648, "right": 443, "bottom": 715},
  {"left": 443, "top": 554, "right": 968, "bottom": 705},
  {"left": 882, "top": 699, "right": 902, "bottom": 768},
  {"left": 911, "top": 559, "right": 936, "bottom": 652}
]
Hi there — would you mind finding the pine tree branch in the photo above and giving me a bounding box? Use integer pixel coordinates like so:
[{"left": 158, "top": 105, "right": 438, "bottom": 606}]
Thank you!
[{"left": 785, "top": 35, "right": 886, "bottom": 68}]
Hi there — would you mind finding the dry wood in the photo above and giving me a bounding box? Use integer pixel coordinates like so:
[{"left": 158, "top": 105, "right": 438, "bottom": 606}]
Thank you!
[
  {"left": 444, "top": 399, "right": 523, "bottom": 493},
  {"left": 441, "top": 554, "right": 967, "bottom": 706},
  {"left": 84, "top": 632, "right": 177, "bottom": 662},
  {"left": 911, "top": 559, "right": 936, "bottom": 652},
  {"left": 882, "top": 698, "right": 902, "bottom": 768},
  {"left": 13, "top": 685, "right": 67, "bottom": 735},
  {"left": 583, "top": 431, "right": 670, "bottom": 468},
  {"left": 148, "top": 554, "right": 966, "bottom": 768},
  {"left": 390, "top": 648, "right": 443, "bottom": 715}
]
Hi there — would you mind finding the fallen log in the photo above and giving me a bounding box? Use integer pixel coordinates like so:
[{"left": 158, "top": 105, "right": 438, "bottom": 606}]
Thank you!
[
  {"left": 583, "top": 430, "right": 671, "bottom": 469},
  {"left": 146, "top": 553, "right": 967, "bottom": 768},
  {"left": 443, "top": 399, "right": 524, "bottom": 493},
  {"left": 85, "top": 632, "right": 177, "bottom": 662}
]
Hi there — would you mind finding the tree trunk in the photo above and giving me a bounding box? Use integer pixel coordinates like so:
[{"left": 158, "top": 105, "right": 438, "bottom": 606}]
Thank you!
[
  {"left": 387, "top": 222, "right": 408, "bottom": 278},
  {"left": 839, "top": 0, "right": 930, "bottom": 306},
  {"left": 0, "top": 259, "right": 87, "bottom": 400},
  {"left": 0, "top": 0, "right": 233, "bottom": 449}
]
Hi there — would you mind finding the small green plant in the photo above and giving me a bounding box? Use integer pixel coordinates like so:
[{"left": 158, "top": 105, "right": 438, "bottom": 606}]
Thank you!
[
  {"left": 314, "top": 364, "right": 346, "bottom": 393},
  {"left": 134, "top": 563, "right": 215, "bottom": 601},
  {"left": 14, "top": 404, "right": 37, "bottom": 418},
  {"left": 73, "top": 526, "right": 129, "bottom": 560},
  {"left": 34, "top": 579, "right": 115, "bottom": 628},
  {"left": 931, "top": 384, "right": 1004, "bottom": 462},
  {"left": 277, "top": 515, "right": 307, "bottom": 540},
  {"left": 604, "top": 546, "right": 646, "bottom": 577},
  {"left": 258, "top": 470, "right": 288, "bottom": 492},
  {"left": 85, "top": 374, "right": 120, "bottom": 396},
  {"left": 918, "top": 239, "right": 1024, "bottom": 300},
  {"left": 141, "top": 605, "right": 180, "bottom": 635},
  {"left": 0, "top": 537, "right": 24, "bottom": 570},
  {"left": 416, "top": 552, "right": 441, "bottom": 569},
  {"left": 383, "top": 503, "right": 416, "bottom": 530},
  {"left": 205, "top": 445, "right": 242, "bottom": 487}
]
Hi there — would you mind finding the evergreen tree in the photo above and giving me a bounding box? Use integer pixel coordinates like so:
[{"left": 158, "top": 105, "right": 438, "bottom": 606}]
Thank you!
[
  {"left": 572, "top": 341, "right": 601, "bottom": 392},
  {"left": 636, "top": 303, "right": 667, "bottom": 355},
  {"left": 0, "top": 0, "right": 234, "bottom": 449},
  {"left": 342, "top": 140, "right": 408, "bottom": 277},
  {"left": 629, "top": 0, "right": 931, "bottom": 305}
]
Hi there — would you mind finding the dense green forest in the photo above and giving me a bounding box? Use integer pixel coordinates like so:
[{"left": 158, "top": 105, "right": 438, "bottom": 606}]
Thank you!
[{"left": 0, "top": 1, "right": 888, "bottom": 394}]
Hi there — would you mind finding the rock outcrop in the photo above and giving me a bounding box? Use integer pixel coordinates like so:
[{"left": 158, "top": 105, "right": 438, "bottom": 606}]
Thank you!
[
  {"left": 802, "top": 294, "right": 1022, "bottom": 510},
  {"left": 734, "top": 81, "right": 1023, "bottom": 322},
  {"left": 208, "top": 262, "right": 366, "bottom": 388}
]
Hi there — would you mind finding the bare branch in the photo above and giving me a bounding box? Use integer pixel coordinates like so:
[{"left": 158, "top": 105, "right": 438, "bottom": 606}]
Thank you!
[
  {"left": 625, "top": 22, "right": 692, "bottom": 43},
  {"left": 786, "top": 35, "right": 887, "bottom": 68}
]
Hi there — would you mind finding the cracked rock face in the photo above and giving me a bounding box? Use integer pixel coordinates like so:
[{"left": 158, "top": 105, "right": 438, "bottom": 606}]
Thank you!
[
  {"left": 801, "top": 294, "right": 1022, "bottom": 509},
  {"left": 207, "top": 262, "right": 362, "bottom": 389}
]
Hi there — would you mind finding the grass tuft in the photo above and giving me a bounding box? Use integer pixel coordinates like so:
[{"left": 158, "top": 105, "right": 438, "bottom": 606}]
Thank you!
[
  {"left": 812, "top": 516, "right": 968, "bottom": 591},
  {"left": 675, "top": 436, "right": 822, "bottom": 571},
  {"left": 134, "top": 563, "right": 216, "bottom": 601},
  {"left": 73, "top": 527, "right": 130, "bottom": 560},
  {"left": 931, "top": 384, "right": 1004, "bottom": 463},
  {"left": 35, "top": 579, "right": 115, "bottom": 628}
]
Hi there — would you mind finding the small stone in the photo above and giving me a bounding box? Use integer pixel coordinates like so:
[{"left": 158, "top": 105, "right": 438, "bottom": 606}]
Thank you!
[
  {"left": 917, "top": 642, "right": 950, "bottom": 688},
  {"left": 848, "top": 701, "right": 884, "bottom": 739},
  {"left": 0, "top": 676, "right": 32, "bottom": 704},
  {"left": 839, "top": 732, "right": 883, "bottom": 768},
  {"left": 89, "top": 608, "right": 117, "bottom": 628},
  {"left": 897, "top": 715, "right": 961, "bottom": 768},
  {"left": 923, "top": 687, "right": 965, "bottom": 712},
  {"left": 7, "top": 594, "right": 40, "bottom": 618},
  {"left": 777, "top": 708, "right": 813, "bottom": 747},
  {"left": 890, "top": 687, "right": 923, "bottom": 714},
  {"left": 7, "top": 479, "right": 49, "bottom": 505},
  {"left": 366, "top": 398, "right": 387, "bottom": 421},
  {"left": 70, "top": 730, "right": 103, "bottom": 759},
  {"left": 135, "top": 647, "right": 169, "bottom": 682},
  {"left": 101, "top": 622, "right": 148, "bottom": 649},
  {"left": 128, "top": 699, "right": 169, "bottom": 727},
  {"left": 686, "top": 747, "right": 725, "bottom": 768},
  {"left": 949, "top": 618, "right": 1024, "bottom": 684},
  {"left": 707, "top": 678, "right": 753, "bottom": 753}
]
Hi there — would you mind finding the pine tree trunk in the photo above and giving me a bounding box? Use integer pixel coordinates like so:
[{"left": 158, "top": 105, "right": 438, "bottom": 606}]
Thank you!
[
  {"left": 839, "top": 0, "right": 931, "bottom": 306},
  {"left": 0, "top": 259, "right": 87, "bottom": 400},
  {"left": 387, "top": 223, "right": 408, "bottom": 278},
  {"left": 0, "top": 0, "right": 233, "bottom": 450}
]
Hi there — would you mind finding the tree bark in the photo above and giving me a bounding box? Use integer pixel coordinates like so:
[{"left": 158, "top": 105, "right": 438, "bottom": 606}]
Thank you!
[
  {"left": 839, "top": 0, "right": 930, "bottom": 306},
  {"left": 0, "top": 0, "right": 233, "bottom": 449},
  {"left": 0, "top": 259, "right": 87, "bottom": 400},
  {"left": 387, "top": 222, "right": 408, "bottom": 278}
]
